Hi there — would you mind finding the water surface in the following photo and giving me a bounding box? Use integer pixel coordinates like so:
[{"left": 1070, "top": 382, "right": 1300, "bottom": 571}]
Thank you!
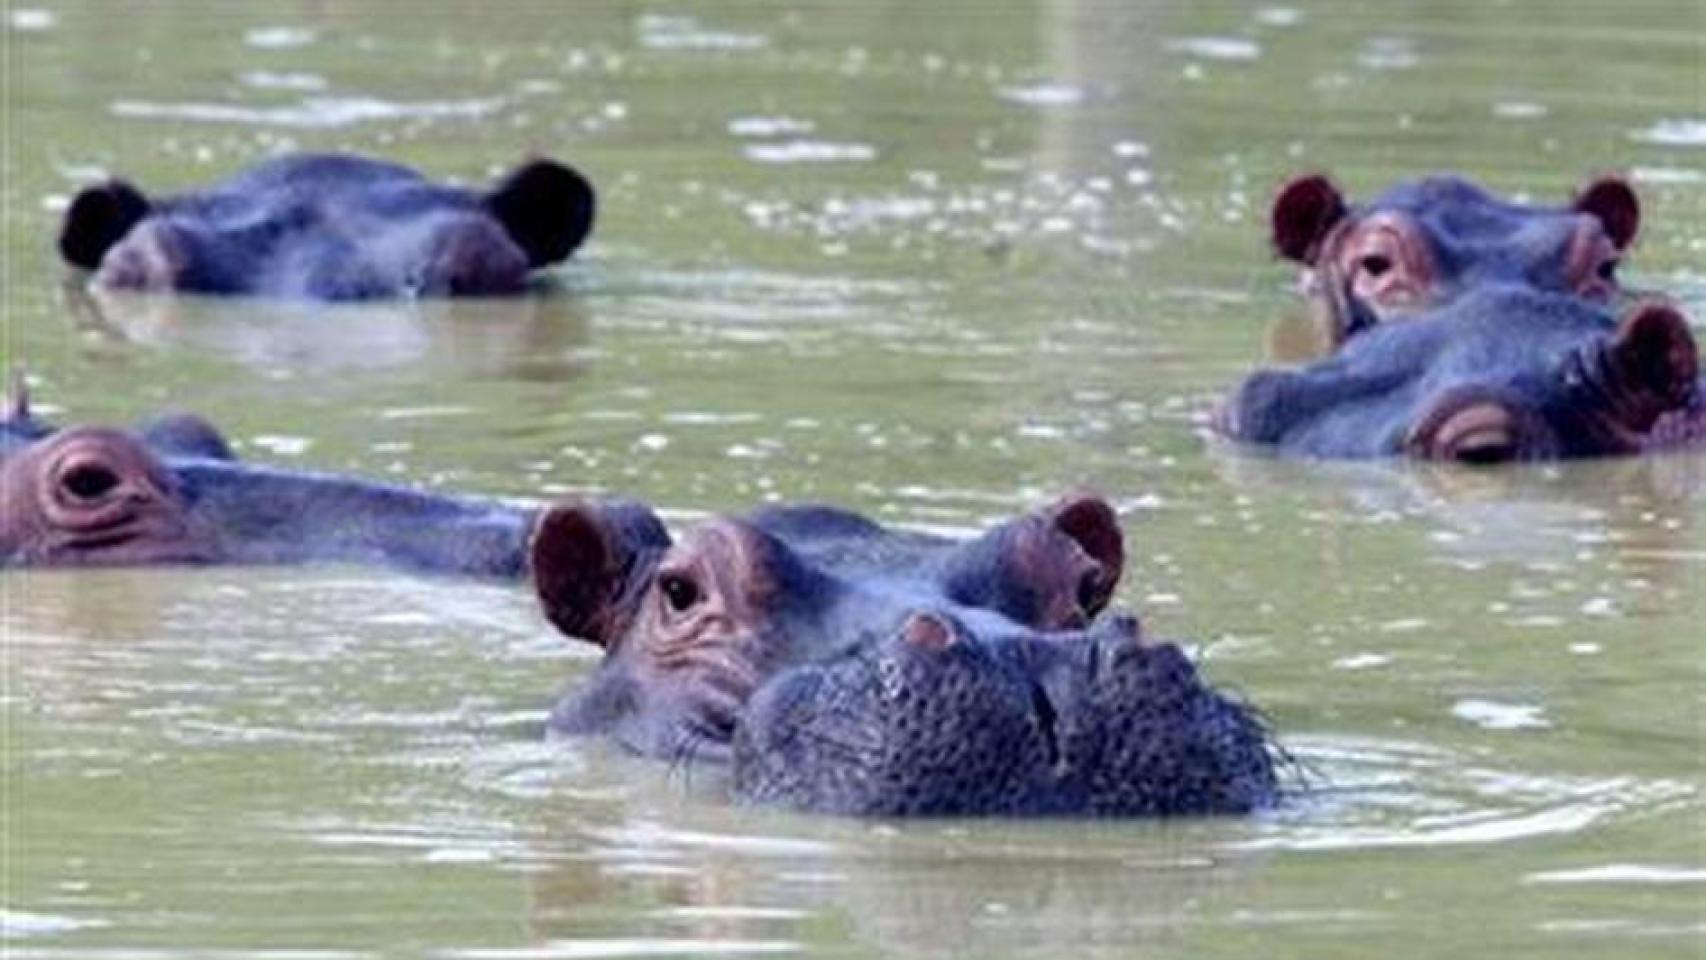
[{"left": 4, "top": 1, "right": 1704, "bottom": 957}]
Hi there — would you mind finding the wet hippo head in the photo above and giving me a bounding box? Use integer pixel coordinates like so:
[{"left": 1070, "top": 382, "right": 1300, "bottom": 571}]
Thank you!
[
  {"left": 1219, "top": 288, "right": 1702, "bottom": 463},
  {"left": 532, "top": 494, "right": 1124, "bottom": 758},
  {"left": 532, "top": 495, "right": 1277, "bottom": 816},
  {"left": 1, "top": 396, "right": 535, "bottom": 574},
  {"left": 58, "top": 153, "right": 596, "bottom": 300},
  {"left": 1271, "top": 172, "right": 1639, "bottom": 345},
  {"left": 733, "top": 613, "right": 1277, "bottom": 817}
]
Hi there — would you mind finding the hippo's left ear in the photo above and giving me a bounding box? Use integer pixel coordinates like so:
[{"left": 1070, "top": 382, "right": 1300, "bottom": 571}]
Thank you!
[
  {"left": 530, "top": 499, "right": 670, "bottom": 646},
  {"left": 1271, "top": 174, "right": 1348, "bottom": 264},
  {"left": 59, "top": 179, "right": 152, "bottom": 270},
  {"left": 486, "top": 159, "right": 597, "bottom": 267},
  {"left": 1574, "top": 175, "right": 1639, "bottom": 251}
]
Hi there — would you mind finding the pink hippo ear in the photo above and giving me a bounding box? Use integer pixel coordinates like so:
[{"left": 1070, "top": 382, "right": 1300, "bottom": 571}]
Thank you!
[
  {"left": 1574, "top": 175, "right": 1640, "bottom": 251},
  {"left": 1271, "top": 174, "right": 1349, "bottom": 263},
  {"left": 1612, "top": 302, "right": 1699, "bottom": 410},
  {"left": 1044, "top": 492, "right": 1125, "bottom": 618},
  {"left": 529, "top": 500, "right": 670, "bottom": 646}
]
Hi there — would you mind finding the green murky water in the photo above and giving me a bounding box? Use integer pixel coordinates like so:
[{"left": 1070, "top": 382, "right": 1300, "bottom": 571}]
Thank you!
[{"left": 4, "top": 1, "right": 1704, "bottom": 957}]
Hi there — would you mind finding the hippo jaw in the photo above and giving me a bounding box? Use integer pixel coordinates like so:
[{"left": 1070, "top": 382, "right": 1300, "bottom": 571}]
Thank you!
[{"left": 730, "top": 612, "right": 1280, "bottom": 818}]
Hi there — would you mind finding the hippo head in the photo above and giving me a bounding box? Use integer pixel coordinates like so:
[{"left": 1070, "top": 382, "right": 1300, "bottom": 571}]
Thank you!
[
  {"left": 530, "top": 495, "right": 1127, "bottom": 758},
  {"left": 1, "top": 393, "right": 533, "bottom": 574},
  {"left": 1271, "top": 172, "right": 1639, "bottom": 344},
  {"left": 0, "top": 398, "right": 232, "bottom": 565},
  {"left": 532, "top": 495, "right": 1278, "bottom": 816},
  {"left": 1219, "top": 288, "right": 1701, "bottom": 463},
  {"left": 733, "top": 612, "right": 1277, "bottom": 817},
  {"left": 58, "top": 153, "right": 596, "bottom": 300}
]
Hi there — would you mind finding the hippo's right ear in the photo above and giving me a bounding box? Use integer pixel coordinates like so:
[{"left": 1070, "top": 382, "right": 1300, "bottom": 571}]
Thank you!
[
  {"left": 1573, "top": 175, "right": 1640, "bottom": 251},
  {"left": 1271, "top": 174, "right": 1348, "bottom": 264},
  {"left": 1044, "top": 492, "right": 1125, "bottom": 617},
  {"left": 59, "top": 180, "right": 151, "bottom": 270},
  {"left": 529, "top": 500, "right": 671, "bottom": 646},
  {"left": 1611, "top": 302, "right": 1699, "bottom": 412},
  {"left": 486, "top": 159, "right": 597, "bottom": 268}
]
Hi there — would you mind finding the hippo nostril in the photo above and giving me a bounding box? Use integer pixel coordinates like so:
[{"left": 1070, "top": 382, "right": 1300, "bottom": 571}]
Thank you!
[
  {"left": 1026, "top": 679, "right": 1061, "bottom": 771},
  {"left": 900, "top": 612, "right": 957, "bottom": 651},
  {"left": 60, "top": 462, "right": 123, "bottom": 501}
]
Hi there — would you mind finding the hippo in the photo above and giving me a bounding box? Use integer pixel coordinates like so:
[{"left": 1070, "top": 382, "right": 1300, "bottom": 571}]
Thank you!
[
  {"left": 1217, "top": 287, "right": 1703, "bottom": 463},
  {"left": 1270, "top": 171, "right": 1639, "bottom": 345},
  {"left": 57, "top": 152, "right": 595, "bottom": 300},
  {"left": 529, "top": 494, "right": 1280, "bottom": 816},
  {"left": 0, "top": 384, "right": 631, "bottom": 575}
]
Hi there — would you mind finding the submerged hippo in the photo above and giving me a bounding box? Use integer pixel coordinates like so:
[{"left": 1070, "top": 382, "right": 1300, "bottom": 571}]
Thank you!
[
  {"left": 0, "top": 386, "right": 601, "bottom": 574},
  {"left": 58, "top": 152, "right": 595, "bottom": 300},
  {"left": 529, "top": 494, "right": 1279, "bottom": 817},
  {"left": 1270, "top": 171, "right": 1639, "bottom": 345},
  {"left": 1218, "top": 288, "right": 1703, "bottom": 462}
]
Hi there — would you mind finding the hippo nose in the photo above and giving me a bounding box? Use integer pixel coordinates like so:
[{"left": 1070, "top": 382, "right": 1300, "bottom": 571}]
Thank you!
[{"left": 1407, "top": 391, "right": 1551, "bottom": 465}]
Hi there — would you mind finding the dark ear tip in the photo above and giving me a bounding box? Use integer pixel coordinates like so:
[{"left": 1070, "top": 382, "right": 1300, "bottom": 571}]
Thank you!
[
  {"left": 1617, "top": 301, "right": 1699, "bottom": 397},
  {"left": 1048, "top": 490, "right": 1125, "bottom": 574},
  {"left": 489, "top": 157, "right": 597, "bottom": 266},
  {"left": 1271, "top": 172, "right": 1347, "bottom": 263},
  {"left": 59, "top": 179, "right": 150, "bottom": 270},
  {"left": 1574, "top": 174, "right": 1640, "bottom": 249},
  {"left": 528, "top": 501, "right": 613, "bottom": 642}
]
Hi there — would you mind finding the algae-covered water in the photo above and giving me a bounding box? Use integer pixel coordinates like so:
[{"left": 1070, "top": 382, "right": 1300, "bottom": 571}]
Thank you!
[{"left": 3, "top": 1, "right": 1704, "bottom": 957}]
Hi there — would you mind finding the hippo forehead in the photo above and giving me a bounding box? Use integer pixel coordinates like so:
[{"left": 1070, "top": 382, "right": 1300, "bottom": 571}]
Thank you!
[{"left": 1363, "top": 176, "right": 1588, "bottom": 274}]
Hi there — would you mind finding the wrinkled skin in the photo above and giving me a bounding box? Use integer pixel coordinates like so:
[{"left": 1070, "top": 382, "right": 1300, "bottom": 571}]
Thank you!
[
  {"left": 1271, "top": 172, "right": 1639, "bottom": 345},
  {"left": 58, "top": 153, "right": 595, "bottom": 300},
  {"left": 735, "top": 613, "right": 1275, "bottom": 817},
  {"left": 1218, "top": 288, "right": 1704, "bottom": 463},
  {"left": 0, "top": 390, "right": 552, "bottom": 574},
  {"left": 531, "top": 494, "right": 1278, "bottom": 816}
]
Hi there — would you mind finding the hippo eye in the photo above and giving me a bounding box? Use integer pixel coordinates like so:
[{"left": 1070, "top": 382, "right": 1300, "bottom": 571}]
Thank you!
[
  {"left": 60, "top": 463, "right": 121, "bottom": 502},
  {"left": 1597, "top": 258, "right": 1619, "bottom": 283},
  {"left": 659, "top": 572, "right": 702, "bottom": 613},
  {"left": 1358, "top": 254, "right": 1392, "bottom": 278}
]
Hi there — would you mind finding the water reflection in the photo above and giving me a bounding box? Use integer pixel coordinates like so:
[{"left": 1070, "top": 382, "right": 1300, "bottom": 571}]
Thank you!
[
  {"left": 1212, "top": 443, "right": 1705, "bottom": 576},
  {"left": 63, "top": 281, "right": 597, "bottom": 379}
]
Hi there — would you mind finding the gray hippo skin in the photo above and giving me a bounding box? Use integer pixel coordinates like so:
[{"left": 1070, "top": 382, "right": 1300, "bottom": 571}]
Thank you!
[
  {"left": 58, "top": 153, "right": 595, "bottom": 300},
  {"left": 1218, "top": 288, "right": 1704, "bottom": 462},
  {"left": 0, "top": 389, "right": 647, "bottom": 575},
  {"left": 1271, "top": 171, "right": 1639, "bottom": 345},
  {"left": 529, "top": 494, "right": 1279, "bottom": 817}
]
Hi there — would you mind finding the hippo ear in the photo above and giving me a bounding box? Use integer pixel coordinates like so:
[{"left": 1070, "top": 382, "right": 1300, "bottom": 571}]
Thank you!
[
  {"left": 530, "top": 500, "right": 670, "bottom": 646},
  {"left": 1271, "top": 174, "right": 1348, "bottom": 264},
  {"left": 1574, "top": 176, "right": 1639, "bottom": 251},
  {"left": 5, "top": 369, "right": 29, "bottom": 423},
  {"left": 1045, "top": 492, "right": 1125, "bottom": 617},
  {"left": 486, "top": 159, "right": 597, "bottom": 268},
  {"left": 59, "top": 179, "right": 151, "bottom": 270},
  {"left": 1611, "top": 302, "right": 1699, "bottom": 409}
]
